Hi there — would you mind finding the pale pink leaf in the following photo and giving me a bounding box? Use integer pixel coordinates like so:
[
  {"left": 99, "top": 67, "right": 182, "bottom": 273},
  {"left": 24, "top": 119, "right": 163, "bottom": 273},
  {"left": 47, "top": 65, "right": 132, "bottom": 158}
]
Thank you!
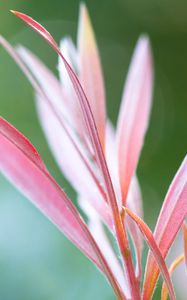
[
  {"left": 17, "top": 45, "right": 71, "bottom": 124},
  {"left": 116, "top": 36, "right": 153, "bottom": 204},
  {"left": 106, "top": 121, "right": 143, "bottom": 279},
  {"left": 126, "top": 176, "right": 144, "bottom": 280},
  {"left": 143, "top": 156, "right": 187, "bottom": 300},
  {"left": 58, "top": 37, "right": 85, "bottom": 138},
  {"left": 77, "top": 3, "right": 106, "bottom": 150},
  {"left": 59, "top": 37, "right": 78, "bottom": 89},
  {"left": 36, "top": 93, "right": 112, "bottom": 228},
  {"left": 105, "top": 121, "right": 121, "bottom": 204},
  {"left": 79, "top": 197, "right": 131, "bottom": 299}
]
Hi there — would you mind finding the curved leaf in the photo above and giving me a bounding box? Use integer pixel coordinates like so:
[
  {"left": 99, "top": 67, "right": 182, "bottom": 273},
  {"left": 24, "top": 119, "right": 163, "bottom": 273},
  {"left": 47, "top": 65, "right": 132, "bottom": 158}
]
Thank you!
[
  {"left": 10, "top": 10, "right": 119, "bottom": 221},
  {"left": 16, "top": 45, "right": 112, "bottom": 227},
  {"left": 161, "top": 254, "right": 184, "bottom": 300},
  {"left": 10, "top": 11, "right": 139, "bottom": 298},
  {"left": 0, "top": 36, "right": 112, "bottom": 228},
  {"left": 143, "top": 156, "right": 187, "bottom": 299},
  {"left": 0, "top": 117, "right": 125, "bottom": 300},
  {"left": 124, "top": 207, "right": 176, "bottom": 300},
  {"left": 79, "top": 197, "right": 131, "bottom": 299}
]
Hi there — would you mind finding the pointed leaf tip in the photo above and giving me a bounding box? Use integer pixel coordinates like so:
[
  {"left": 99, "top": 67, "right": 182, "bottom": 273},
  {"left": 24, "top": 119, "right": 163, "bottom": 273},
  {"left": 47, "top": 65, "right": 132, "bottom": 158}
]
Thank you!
[
  {"left": 124, "top": 207, "right": 176, "bottom": 300},
  {"left": 116, "top": 34, "right": 153, "bottom": 204},
  {"left": 161, "top": 254, "right": 184, "bottom": 300},
  {"left": 143, "top": 155, "right": 187, "bottom": 299},
  {"left": 77, "top": 1, "right": 106, "bottom": 149},
  {"left": 10, "top": 10, "right": 58, "bottom": 50}
]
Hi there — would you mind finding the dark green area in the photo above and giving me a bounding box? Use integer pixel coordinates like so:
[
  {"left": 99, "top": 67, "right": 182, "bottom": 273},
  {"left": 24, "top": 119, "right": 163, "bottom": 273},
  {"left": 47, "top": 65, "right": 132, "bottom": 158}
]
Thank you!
[{"left": 0, "top": 0, "right": 187, "bottom": 299}]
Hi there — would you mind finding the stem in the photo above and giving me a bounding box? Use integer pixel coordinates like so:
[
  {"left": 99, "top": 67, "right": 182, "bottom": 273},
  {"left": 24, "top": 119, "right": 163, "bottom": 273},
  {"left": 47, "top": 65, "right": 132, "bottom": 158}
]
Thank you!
[{"left": 116, "top": 214, "right": 141, "bottom": 300}]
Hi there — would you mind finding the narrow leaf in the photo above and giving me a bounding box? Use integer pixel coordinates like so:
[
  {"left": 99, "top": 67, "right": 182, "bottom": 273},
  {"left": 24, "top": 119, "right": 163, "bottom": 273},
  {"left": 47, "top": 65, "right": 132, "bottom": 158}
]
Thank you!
[
  {"left": 116, "top": 36, "right": 153, "bottom": 204},
  {"left": 143, "top": 156, "right": 187, "bottom": 300},
  {"left": 10, "top": 12, "right": 139, "bottom": 297},
  {"left": 79, "top": 197, "right": 131, "bottom": 299},
  {"left": 124, "top": 207, "right": 176, "bottom": 300},
  {"left": 77, "top": 3, "right": 106, "bottom": 149},
  {"left": 161, "top": 254, "right": 184, "bottom": 300},
  {"left": 0, "top": 36, "right": 112, "bottom": 228},
  {"left": 36, "top": 93, "right": 112, "bottom": 227},
  {"left": 16, "top": 45, "right": 112, "bottom": 227},
  {"left": 11, "top": 9, "right": 120, "bottom": 243},
  {"left": 0, "top": 117, "right": 124, "bottom": 299},
  {"left": 10, "top": 10, "right": 58, "bottom": 49},
  {"left": 126, "top": 177, "right": 144, "bottom": 280},
  {"left": 0, "top": 117, "right": 99, "bottom": 265},
  {"left": 58, "top": 37, "right": 86, "bottom": 141},
  {"left": 105, "top": 121, "right": 143, "bottom": 279},
  {"left": 182, "top": 222, "right": 187, "bottom": 268}
]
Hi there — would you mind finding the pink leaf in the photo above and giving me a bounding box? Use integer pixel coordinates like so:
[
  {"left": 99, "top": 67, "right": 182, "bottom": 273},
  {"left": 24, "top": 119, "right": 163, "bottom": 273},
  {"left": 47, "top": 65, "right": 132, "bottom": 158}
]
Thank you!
[
  {"left": 0, "top": 117, "right": 98, "bottom": 265},
  {"left": 183, "top": 222, "right": 187, "bottom": 269},
  {"left": 0, "top": 117, "right": 124, "bottom": 299},
  {"left": 116, "top": 36, "right": 153, "bottom": 204},
  {"left": 161, "top": 254, "right": 184, "bottom": 300},
  {"left": 0, "top": 36, "right": 112, "bottom": 229},
  {"left": 16, "top": 45, "right": 112, "bottom": 227},
  {"left": 58, "top": 37, "right": 78, "bottom": 90},
  {"left": 36, "top": 93, "right": 112, "bottom": 228},
  {"left": 10, "top": 10, "right": 58, "bottom": 49},
  {"left": 105, "top": 121, "right": 143, "bottom": 279},
  {"left": 77, "top": 3, "right": 106, "bottom": 149},
  {"left": 11, "top": 9, "right": 120, "bottom": 239},
  {"left": 126, "top": 177, "right": 144, "bottom": 280},
  {"left": 58, "top": 37, "right": 86, "bottom": 140},
  {"left": 105, "top": 121, "right": 121, "bottom": 204},
  {"left": 124, "top": 207, "right": 176, "bottom": 300},
  {"left": 10, "top": 12, "right": 139, "bottom": 297},
  {"left": 79, "top": 197, "right": 131, "bottom": 299},
  {"left": 143, "top": 156, "right": 187, "bottom": 300}
]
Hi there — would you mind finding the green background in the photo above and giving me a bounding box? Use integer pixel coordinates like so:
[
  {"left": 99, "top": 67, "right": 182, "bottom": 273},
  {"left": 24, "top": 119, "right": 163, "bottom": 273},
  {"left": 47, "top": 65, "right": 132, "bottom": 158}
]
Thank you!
[{"left": 0, "top": 0, "right": 187, "bottom": 299}]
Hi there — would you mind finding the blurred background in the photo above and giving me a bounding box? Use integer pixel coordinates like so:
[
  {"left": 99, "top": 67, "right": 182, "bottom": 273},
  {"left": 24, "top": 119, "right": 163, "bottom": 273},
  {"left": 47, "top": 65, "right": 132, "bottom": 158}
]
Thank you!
[{"left": 0, "top": 0, "right": 187, "bottom": 299}]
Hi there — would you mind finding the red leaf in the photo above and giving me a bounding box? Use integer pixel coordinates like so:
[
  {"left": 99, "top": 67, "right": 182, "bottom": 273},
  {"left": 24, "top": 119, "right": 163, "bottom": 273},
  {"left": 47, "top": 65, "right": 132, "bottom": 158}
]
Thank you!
[
  {"left": 124, "top": 207, "right": 176, "bottom": 300},
  {"left": 143, "top": 156, "right": 187, "bottom": 299},
  {"left": 10, "top": 11, "right": 58, "bottom": 49}
]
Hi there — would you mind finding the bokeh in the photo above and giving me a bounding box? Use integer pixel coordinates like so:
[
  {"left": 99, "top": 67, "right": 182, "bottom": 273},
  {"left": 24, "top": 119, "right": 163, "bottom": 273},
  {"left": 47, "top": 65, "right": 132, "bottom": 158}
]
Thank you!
[{"left": 0, "top": 0, "right": 187, "bottom": 299}]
